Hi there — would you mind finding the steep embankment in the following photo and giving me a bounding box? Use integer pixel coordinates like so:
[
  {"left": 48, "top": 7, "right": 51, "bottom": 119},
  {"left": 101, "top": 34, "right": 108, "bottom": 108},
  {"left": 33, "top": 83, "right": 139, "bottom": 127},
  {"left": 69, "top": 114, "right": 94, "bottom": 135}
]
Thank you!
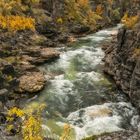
[{"left": 103, "top": 20, "right": 140, "bottom": 109}]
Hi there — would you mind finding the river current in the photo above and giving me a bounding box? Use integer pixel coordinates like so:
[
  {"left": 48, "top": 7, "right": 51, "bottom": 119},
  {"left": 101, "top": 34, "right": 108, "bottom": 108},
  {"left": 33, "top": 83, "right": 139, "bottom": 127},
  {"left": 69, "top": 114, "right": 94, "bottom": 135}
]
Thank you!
[{"left": 26, "top": 25, "right": 139, "bottom": 140}]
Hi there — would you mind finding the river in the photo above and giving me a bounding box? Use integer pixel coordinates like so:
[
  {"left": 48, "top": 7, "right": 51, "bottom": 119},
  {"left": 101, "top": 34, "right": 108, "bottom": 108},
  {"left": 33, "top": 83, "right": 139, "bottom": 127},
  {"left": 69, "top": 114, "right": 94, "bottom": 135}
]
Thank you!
[{"left": 26, "top": 25, "right": 139, "bottom": 140}]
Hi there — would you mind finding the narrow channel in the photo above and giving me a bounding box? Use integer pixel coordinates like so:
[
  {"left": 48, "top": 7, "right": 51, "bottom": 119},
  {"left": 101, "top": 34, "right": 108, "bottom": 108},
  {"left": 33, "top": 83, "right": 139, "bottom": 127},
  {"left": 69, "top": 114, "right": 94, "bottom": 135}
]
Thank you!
[{"left": 26, "top": 25, "right": 139, "bottom": 140}]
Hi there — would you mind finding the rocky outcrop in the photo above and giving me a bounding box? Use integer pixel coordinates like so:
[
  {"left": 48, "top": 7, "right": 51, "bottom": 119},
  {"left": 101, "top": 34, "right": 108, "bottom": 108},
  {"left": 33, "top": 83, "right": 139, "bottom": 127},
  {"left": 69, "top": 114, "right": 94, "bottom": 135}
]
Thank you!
[
  {"left": 0, "top": 30, "right": 61, "bottom": 94},
  {"left": 103, "top": 22, "right": 140, "bottom": 109},
  {"left": 18, "top": 72, "right": 46, "bottom": 93},
  {"left": 21, "top": 47, "right": 60, "bottom": 65}
]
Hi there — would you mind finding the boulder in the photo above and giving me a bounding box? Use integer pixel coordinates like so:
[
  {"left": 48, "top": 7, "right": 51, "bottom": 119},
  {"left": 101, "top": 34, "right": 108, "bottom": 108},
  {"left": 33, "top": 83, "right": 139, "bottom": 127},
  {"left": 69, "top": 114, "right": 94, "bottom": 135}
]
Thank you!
[{"left": 18, "top": 72, "right": 46, "bottom": 93}]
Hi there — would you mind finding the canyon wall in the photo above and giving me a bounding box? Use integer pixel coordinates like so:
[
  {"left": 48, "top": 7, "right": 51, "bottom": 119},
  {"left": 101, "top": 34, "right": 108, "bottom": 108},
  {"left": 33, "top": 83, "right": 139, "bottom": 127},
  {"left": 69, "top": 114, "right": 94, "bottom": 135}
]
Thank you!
[{"left": 104, "top": 20, "right": 140, "bottom": 108}]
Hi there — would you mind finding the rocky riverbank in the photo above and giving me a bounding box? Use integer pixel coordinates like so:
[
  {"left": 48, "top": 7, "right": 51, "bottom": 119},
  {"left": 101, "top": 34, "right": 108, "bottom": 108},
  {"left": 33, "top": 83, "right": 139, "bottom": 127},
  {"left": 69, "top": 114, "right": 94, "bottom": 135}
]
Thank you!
[
  {"left": 103, "top": 20, "right": 140, "bottom": 109},
  {"left": 0, "top": 0, "right": 123, "bottom": 114},
  {"left": 0, "top": 0, "right": 140, "bottom": 139},
  {"left": 0, "top": 0, "right": 138, "bottom": 101}
]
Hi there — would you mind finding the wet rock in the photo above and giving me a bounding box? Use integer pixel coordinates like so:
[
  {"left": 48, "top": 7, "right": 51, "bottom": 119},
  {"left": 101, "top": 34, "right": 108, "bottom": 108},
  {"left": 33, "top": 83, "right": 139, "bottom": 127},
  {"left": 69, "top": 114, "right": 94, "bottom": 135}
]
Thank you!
[{"left": 18, "top": 72, "right": 46, "bottom": 93}]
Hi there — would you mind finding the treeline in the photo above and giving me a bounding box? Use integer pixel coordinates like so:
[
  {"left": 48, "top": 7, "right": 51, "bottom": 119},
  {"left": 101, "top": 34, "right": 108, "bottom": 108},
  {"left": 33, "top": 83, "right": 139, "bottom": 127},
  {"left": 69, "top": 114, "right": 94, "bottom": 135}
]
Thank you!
[{"left": 0, "top": 0, "right": 139, "bottom": 32}]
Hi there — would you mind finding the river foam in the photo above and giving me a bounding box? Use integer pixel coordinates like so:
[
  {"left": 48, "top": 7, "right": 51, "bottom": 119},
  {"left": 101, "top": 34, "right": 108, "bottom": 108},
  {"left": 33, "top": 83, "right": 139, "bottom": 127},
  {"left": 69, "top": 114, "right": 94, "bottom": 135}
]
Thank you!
[{"left": 27, "top": 24, "right": 139, "bottom": 140}]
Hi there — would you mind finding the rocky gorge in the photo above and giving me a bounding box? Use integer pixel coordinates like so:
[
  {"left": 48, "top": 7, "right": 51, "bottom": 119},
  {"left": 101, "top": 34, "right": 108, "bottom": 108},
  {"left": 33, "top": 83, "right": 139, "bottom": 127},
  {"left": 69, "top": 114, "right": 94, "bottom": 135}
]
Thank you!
[
  {"left": 0, "top": 0, "right": 140, "bottom": 140},
  {"left": 103, "top": 20, "right": 140, "bottom": 109}
]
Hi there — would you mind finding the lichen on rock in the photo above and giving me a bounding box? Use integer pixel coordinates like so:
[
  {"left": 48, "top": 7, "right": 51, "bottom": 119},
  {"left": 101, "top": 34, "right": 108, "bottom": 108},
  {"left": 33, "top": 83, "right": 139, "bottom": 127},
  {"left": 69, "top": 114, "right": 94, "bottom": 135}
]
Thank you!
[{"left": 18, "top": 72, "right": 46, "bottom": 93}]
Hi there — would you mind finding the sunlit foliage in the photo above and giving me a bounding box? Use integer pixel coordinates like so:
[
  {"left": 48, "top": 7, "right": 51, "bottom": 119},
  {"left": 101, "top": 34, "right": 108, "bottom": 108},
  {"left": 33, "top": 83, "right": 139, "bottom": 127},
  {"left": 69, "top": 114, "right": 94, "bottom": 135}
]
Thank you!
[
  {"left": 7, "top": 107, "right": 25, "bottom": 122},
  {"left": 60, "top": 124, "right": 72, "bottom": 140},
  {"left": 56, "top": 17, "right": 63, "bottom": 24},
  {"left": 96, "top": 4, "right": 104, "bottom": 16},
  {"left": 121, "top": 13, "right": 139, "bottom": 28},
  {"left": 7, "top": 104, "right": 46, "bottom": 140},
  {"left": 22, "top": 103, "right": 46, "bottom": 140},
  {"left": 0, "top": 0, "right": 37, "bottom": 32},
  {"left": 0, "top": 15, "right": 35, "bottom": 31},
  {"left": 64, "top": 0, "right": 102, "bottom": 29},
  {"left": 22, "top": 116, "right": 43, "bottom": 140}
]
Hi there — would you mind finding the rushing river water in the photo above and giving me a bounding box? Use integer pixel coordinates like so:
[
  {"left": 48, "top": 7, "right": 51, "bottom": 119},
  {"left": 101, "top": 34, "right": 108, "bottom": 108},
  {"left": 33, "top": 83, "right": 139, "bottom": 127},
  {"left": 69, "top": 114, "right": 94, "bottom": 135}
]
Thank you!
[{"left": 26, "top": 25, "right": 140, "bottom": 140}]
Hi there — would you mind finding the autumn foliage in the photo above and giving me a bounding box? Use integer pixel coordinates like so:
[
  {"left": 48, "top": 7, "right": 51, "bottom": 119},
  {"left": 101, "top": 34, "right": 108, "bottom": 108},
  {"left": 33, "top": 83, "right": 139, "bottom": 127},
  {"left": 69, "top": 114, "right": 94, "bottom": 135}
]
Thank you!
[
  {"left": 0, "top": 0, "right": 37, "bottom": 32},
  {"left": 0, "top": 0, "right": 39, "bottom": 16},
  {"left": 22, "top": 116, "right": 43, "bottom": 140},
  {"left": 65, "top": 0, "right": 102, "bottom": 28},
  {"left": 60, "top": 124, "right": 72, "bottom": 140},
  {"left": 0, "top": 0, "right": 26, "bottom": 15},
  {"left": 121, "top": 13, "right": 139, "bottom": 28},
  {"left": 0, "top": 15, "right": 35, "bottom": 31},
  {"left": 96, "top": 4, "right": 104, "bottom": 16},
  {"left": 7, "top": 104, "right": 46, "bottom": 140}
]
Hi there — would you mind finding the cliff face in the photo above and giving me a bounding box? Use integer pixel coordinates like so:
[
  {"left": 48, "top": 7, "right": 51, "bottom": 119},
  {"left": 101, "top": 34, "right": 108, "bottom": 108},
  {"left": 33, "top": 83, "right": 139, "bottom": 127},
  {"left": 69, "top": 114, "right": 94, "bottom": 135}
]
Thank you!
[{"left": 104, "top": 21, "right": 140, "bottom": 108}]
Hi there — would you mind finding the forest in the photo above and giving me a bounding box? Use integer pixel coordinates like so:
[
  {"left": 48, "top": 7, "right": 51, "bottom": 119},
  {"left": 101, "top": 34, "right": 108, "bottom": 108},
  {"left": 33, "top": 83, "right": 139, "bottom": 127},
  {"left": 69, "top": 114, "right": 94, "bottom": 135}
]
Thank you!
[{"left": 0, "top": 0, "right": 140, "bottom": 140}]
